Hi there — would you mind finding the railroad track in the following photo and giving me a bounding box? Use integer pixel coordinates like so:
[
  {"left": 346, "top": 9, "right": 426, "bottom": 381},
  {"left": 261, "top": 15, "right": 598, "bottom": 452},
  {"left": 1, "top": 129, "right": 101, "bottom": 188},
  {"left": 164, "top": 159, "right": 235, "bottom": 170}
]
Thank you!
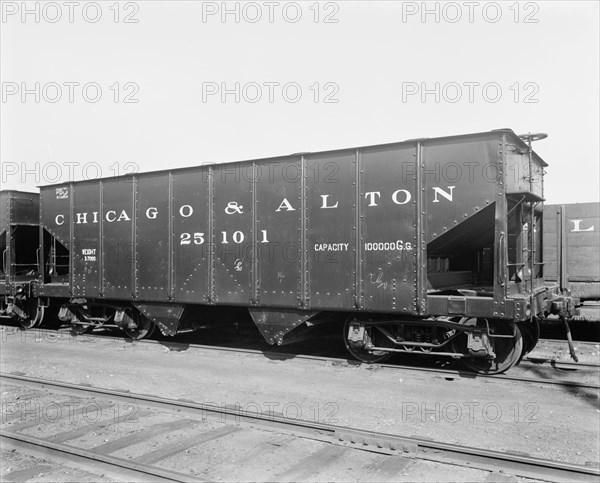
[
  {"left": 3, "top": 326, "right": 599, "bottom": 390},
  {"left": 538, "top": 338, "right": 600, "bottom": 345},
  {"left": 1, "top": 372, "right": 598, "bottom": 483}
]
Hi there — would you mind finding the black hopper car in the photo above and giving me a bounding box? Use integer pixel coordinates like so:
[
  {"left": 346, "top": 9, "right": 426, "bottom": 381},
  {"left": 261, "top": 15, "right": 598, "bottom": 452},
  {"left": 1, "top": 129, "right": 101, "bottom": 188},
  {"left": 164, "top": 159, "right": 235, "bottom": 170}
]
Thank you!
[
  {"left": 0, "top": 129, "right": 581, "bottom": 373},
  {"left": 0, "top": 191, "right": 44, "bottom": 326}
]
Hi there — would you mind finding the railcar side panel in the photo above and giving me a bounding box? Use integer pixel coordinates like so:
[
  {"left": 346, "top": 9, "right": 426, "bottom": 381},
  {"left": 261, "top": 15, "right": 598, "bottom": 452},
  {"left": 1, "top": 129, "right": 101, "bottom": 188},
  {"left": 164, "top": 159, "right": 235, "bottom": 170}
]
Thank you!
[
  {"left": 0, "top": 191, "right": 40, "bottom": 228},
  {"left": 212, "top": 163, "right": 253, "bottom": 305},
  {"left": 360, "top": 144, "right": 418, "bottom": 313},
  {"left": 564, "top": 203, "right": 600, "bottom": 286},
  {"left": 11, "top": 193, "right": 39, "bottom": 226},
  {"left": 306, "top": 151, "right": 357, "bottom": 310},
  {"left": 72, "top": 182, "right": 101, "bottom": 297},
  {"left": 255, "top": 157, "right": 302, "bottom": 308},
  {"left": 423, "top": 135, "right": 499, "bottom": 244},
  {"left": 1, "top": 191, "right": 40, "bottom": 297},
  {"left": 102, "top": 179, "right": 134, "bottom": 299},
  {"left": 172, "top": 170, "right": 211, "bottom": 303},
  {"left": 505, "top": 149, "right": 544, "bottom": 200},
  {"left": 38, "top": 186, "right": 71, "bottom": 295},
  {"left": 41, "top": 186, "right": 71, "bottom": 248},
  {"left": 136, "top": 173, "right": 170, "bottom": 301},
  {"left": 0, "top": 192, "right": 9, "bottom": 234},
  {"left": 545, "top": 203, "right": 600, "bottom": 300}
]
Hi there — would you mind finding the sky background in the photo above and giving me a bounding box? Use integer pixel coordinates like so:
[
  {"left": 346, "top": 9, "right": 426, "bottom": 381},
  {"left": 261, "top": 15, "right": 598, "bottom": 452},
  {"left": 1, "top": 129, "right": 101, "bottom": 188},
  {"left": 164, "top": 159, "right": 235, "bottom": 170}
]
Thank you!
[{"left": 1, "top": 0, "right": 598, "bottom": 204}]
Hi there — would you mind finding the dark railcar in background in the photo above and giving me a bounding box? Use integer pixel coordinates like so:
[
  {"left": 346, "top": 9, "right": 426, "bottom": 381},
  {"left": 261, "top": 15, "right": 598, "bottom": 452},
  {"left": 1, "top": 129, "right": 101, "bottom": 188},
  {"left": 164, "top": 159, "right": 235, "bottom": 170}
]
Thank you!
[
  {"left": 544, "top": 202, "right": 600, "bottom": 322},
  {"left": 29, "top": 129, "right": 574, "bottom": 373},
  {"left": 0, "top": 190, "right": 45, "bottom": 326}
]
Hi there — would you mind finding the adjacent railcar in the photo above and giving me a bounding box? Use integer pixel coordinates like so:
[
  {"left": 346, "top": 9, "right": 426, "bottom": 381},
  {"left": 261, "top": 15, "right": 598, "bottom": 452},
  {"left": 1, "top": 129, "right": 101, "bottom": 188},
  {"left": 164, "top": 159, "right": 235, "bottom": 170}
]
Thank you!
[
  {"left": 544, "top": 202, "right": 600, "bottom": 321},
  {"left": 27, "top": 129, "right": 572, "bottom": 373},
  {"left": 0, "top": 190, "right": 44, "bottom": 327}
]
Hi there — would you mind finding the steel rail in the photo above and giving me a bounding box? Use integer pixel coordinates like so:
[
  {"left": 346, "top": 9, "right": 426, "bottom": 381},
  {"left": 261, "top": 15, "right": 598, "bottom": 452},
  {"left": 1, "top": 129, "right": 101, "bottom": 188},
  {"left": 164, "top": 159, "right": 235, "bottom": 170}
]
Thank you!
[
  {"left": 538, "top": 338, "right": 600, "bottom": 346},
  {"left": 376, "top": 362, "right": 600, "bottom": 389},
  {"left": 523, "top": 357, "right": 600, "bottom": 369},
  {"left": 0, "top": 432, "right": 201, "bottom": 483},
  {"left": 3, "top": 327, "right": 599, "bottom": 351},
  {"left": 5, "top": 327, "right": 599, "bottom": 349},
  {"left": 1, "top": 372, "right": 598, "bottom": 483},
  {"left": 2, "top": 327, "right": 599, "bottom": 389},
  {"left": 4, "top": 327, "right": 599, "bottom": 347}
]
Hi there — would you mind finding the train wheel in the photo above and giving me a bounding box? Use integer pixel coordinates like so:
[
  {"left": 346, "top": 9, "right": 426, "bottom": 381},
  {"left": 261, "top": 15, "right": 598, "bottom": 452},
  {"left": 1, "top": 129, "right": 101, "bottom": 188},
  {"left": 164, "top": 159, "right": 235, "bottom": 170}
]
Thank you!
[
  {"left": 457, "top": 320, "right": 523, "bottom": 374},
  {"left": 18, "top": 299, "right": 45, "bottom": 330},
  {"left": 70, "top": 322, "right": 91, "bottom": 335},
  {"left": 518, "top": 318, "right": 540, "bottom": 360},
  {"left": 343, "top": 317, "right": 391, "bottom": 363},
  {"left": 123, "top": 313, "right": 156, "bottom": 340}
]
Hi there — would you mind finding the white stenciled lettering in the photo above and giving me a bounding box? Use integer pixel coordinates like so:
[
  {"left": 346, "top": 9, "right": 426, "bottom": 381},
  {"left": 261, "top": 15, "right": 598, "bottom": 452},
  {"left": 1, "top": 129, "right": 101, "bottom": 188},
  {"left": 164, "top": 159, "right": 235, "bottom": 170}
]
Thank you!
[
  {"left": 314, "top": 243, "right": 349, "bottom": 251},
  {"left": 117, "top": 210, "right": 131, "bottom": 222},
  {"left": 104, "top": 210, "right": 130, "bottom": 223},
  {"left": 432, "top": 186, "right": 455, "bottom": 203},
  {"left": 49, "top": 185, "right": 461, "bottom": 230},
  {"left": 180, "top": 232, "right": 205, "bottom": 245},
  {"left": 392, "top": 190, "right": 411, "bottom": 205},
  {"left": 365, "top": 191, "right": 381, "bottom": 207},
  {"left": 571, "top": 219, "right": 594, "bottom": 232},
  {"left": 146, "top": 207, "right": 158, "bottom": 219},
  {"left": 364, "top": 240, "right": 413, "bottom": 251},
  {"left": 225, "top": 201, "right": 244, "bottom": 214},
  {"left": 320, "top": 195, "right": 339, "bottom": 209},
  {"left": 179, "top": 205, "right": 193, "bottom": 217},
  {"left": 276, "top": 198, "right": 296, "bottom": 212}
]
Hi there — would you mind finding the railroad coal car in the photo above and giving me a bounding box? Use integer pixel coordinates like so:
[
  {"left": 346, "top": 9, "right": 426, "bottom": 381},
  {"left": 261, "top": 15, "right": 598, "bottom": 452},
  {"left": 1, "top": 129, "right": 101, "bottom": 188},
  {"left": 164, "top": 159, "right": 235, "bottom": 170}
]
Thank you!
[
  {"left": 0, "top": 190, "right": 45, "bottom": 327},
  {"left": 2, "top": 129, "right": 577, "bottom": 373},
  {"left": 544, "top": 202, "right": 600, "bottom": 322}
]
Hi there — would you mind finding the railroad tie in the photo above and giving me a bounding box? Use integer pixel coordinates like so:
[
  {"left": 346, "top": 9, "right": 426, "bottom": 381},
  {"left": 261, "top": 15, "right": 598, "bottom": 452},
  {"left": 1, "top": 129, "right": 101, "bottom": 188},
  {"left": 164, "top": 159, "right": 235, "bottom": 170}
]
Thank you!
[
  {"left": 271, "top": 445, "right": 350, "bottom": 482},
  {"left": 2, "top": 465, "right": 54, "bottom": 482},
  {"left": 4, "top": 398, "right": 113, "bottom": 432},
  {"left": 368, "top": 455, "right": 412, "bottom": 479},
  {"left": 46, "top": 409, "right": 154, "bottom": 443},
  {"left": 90, "top": 418, "right": 198, "bottom": 455},
  {"left": 133, "top": 425, "right": 242, "bottom": 465}
]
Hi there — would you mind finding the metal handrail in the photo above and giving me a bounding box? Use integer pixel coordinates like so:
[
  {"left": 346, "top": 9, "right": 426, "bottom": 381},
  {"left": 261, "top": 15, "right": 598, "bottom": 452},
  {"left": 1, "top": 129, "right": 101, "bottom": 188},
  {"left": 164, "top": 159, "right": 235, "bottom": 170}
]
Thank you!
[{"left": 497, "top": 233, "right": 505, "bottom": 284}]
